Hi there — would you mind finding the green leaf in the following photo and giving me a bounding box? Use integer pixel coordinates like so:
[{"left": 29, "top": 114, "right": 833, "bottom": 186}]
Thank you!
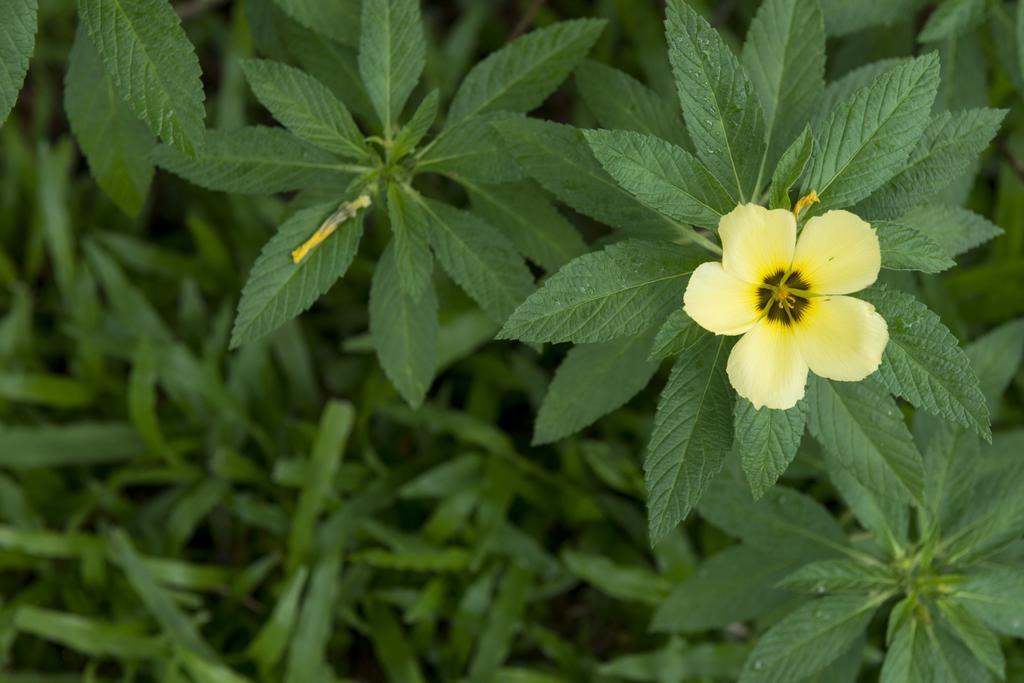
[
  {"left": 468, "top": 566, "right": 532, "bottom": 681},
  {"left": 919, "top": 0, "right": 987, "bottom": 43},
  {"left": 575, "top": 60, "right": 691, "bottom": 150},
  {"left": 14, "top": 606, "right": 164, "bottom": 659},
  {"left": 366, "top": 603, "right": 426, "bottom": 683},
  {"left": 493, "top": 118, "right": 681, "bottom": 239},
  {"left": 358, "top": 0, "right": 425, "bottom": 133},
  {"left": 777, "top": 559, "right": 899, "bottom": 594},
  {"left": 648, "top": 309, "right": 706, "bottom": 361},
  {"left": 239, "top": 58, "right": 367, "bottom": 160},
  {"left": 269, "top": 0, "right": 359, "bottom": 47},
  {"left": 965, "top": 317, "right": 1024, "bottom": 410},
  {"left": 449, "top": 19, "right": 605, "bottom": 125},
  {"left": 562, "top": 550, "right": 671, "bottom": 605},
  {"left": 414, "top": 196, "right": 534, "bottom": 323},
  {"left": 820, "top": 0, "right": 926, "bottom": 36},
  {"left": 231, "top": 201, "right": 366, "bottom": 348},
  {"left": 666, "top": 0, "right": 765, "bottom": 199},
  {"left": 742, "top": 0, "right": 825, "bottom": 171},
  {"left": 880, "top": 606, "right": 931, "bottom": 683},
  {"left": 769, "top": 126, "right": 813, "bottom": 210},
  {"left": 387, "top": 183, "right": 433, "bottom": 297},
  {"left": 876, "top": 221, "right": 956, "bottom": 273},
  {"left": 734, "top": 399, "right": 805, "bottom": 499},
  {"left": 534, "top": 332, "right": 659, "bottom": 445},
  {"left": 288, "top": 401, "right": 353, "bottom": 571},
  {"left": 645, "top": 336, "right": 734, "bottom": 544},
  {"left": 856, "top": 108, "right": 1006, "bottom": 219},
  {"left": 828, "top": 465, "right": 909, "bottom": 557},
  {"left": 805, "top": 376, "right": 925, "bottom": 506},
  {"left": 0, "top": 422, "right": 143, "bottom": 469},
  {"left": 78, "top": 0, "right": 206, "bottom": 156},
  {"left": 739, "top": 594, "right": 884, "bottom": 682},
  {"left": 815, "top": 59, "right": 908, "bottom": 128},
  {"left": 955, "top": 568, "right": 1024, "bottom": 638},
  {"left": 0, "top": 0, "right": 36, "bottom": 126},
  {"left": 417, "top": 113, "right": 524, "bottom": 184},
  {"left": 106, "top": 529, "right": 214, "bottom": 658},
  {"left": 466, "top": 179, "right": 586, "bottom": 272},
  {"left": 284, "top": 552, "right": 343, "bottom": 683},
  {"left": 584, "top": 129, "right": 735, "bottom": 229},
  {"left": 246, "top": 568, "right": 308, "bottom": 673},
  {"left": 652, "top": 544, "right": 796, "bottom": 633},
  {"left": 498, "top": 240, "right": 702, "bottom": 344},
  {"left": 861, "top": 286, "right": 989, "bottom": 438},
  {"left": 370, "top": 243, "right": 438, "bottom": 408},
  {"left": 698, "top": 467, "right": 849, "bottom": 558},
  {"left": 393, "top": 90, "right": 438, "bottom": 159},
  {"left": 804, "top": 54, "right": 940, "bottom": 210},
  {"left": 899, "top": 205, "right": 1002, "bottom": 259},
  {"left": 64, "top": 26, "right": 153, "bottom": 218},
  {"left": 935, "top": 597, "right": 1005, "bottom": 679},
  {"left": 153, "top": 127, "right": 350, "bottom": 195}
]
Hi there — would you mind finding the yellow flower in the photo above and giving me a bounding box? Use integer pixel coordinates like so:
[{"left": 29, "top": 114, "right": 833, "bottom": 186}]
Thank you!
[{"left": 683, "top": 203, "right": 888, "bottom": 410}]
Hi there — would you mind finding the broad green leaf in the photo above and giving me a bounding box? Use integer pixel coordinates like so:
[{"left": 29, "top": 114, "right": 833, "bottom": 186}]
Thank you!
[
  {"left": 899, "top": 204, "right": 1002, "bottom": 258},
  {"left": 861, "top": 286, "right": 989, "bottom": 438},
  {"left": 806, "top": 377, "right": 925, "bottom": 505},
  {"left": 562, "top": 550, "right": 671, "bottom": 605},
  {"left": 534, "top": 332, "right": 659, "bottom": 445},
  {"left": 65, "top": 25, "right": 153, "bottom": 217},
  {"left": 880, "top": 607, "right": 932, "bottom": 683},
  {"left": 652, "top": 544, "right": 795, "bottom": 633},
  {"left": 955, "top": 568, "right": 1024, "bottom": 638},
  {"left": 414, "top": 196, "right": 534, "bottom": 323},
  {"left": 288, "top": 401, "right": 353, "bottom": 570},
  {"left": 935, "top": 598, "right": 1005, "bottom": 678},
  {"left": 106, "top": 529, "right": 214, "bottom": 658},
  {"left": 449, "top": 19, "right": 605, "bottom": 124},
  {"left": 0, "top": 423, "right": 143, "bottom": 469},
  {"left": 367, "top": 603, "right": 426, "bottom": 683},
  {"left": 498, "top": 240, "right": 703, "bottom": 344},
  {"left": 78, "top": 0, "right": 205, "bottom": 156},
  {"left": 270, "top": 0, "right": 359, "bottom": 47},
  {"left": 739, "top": 594, "right": 884, "bottom": 682},
  {"left": 648, "top": 308, "right": 706, "bottom": 361},
  {"left": 14, "top": 606, "right": 164, "bottom": 659},
  {"left": 965, "top": 317, "right": 1024, "bottom": 410},
  {"left": 584, "top": 129, "right": 735, "bottom": 229},
  {"left": 742, "top": 0, "right": 825, "bottom": 172},
  {"left": 804, "top": 55, "right": 940, "bottom": 211},
  {"left": 814, "top": 58, "right": 908, "bottom": 128},
  {"left": 769, "top": 126, "right": 813, "bottom": 210},
  {"left": 231, "top": 202, "right": 366, "bottom": 348},
  {"left": 0, "top": 0, "right": 36, "bottom": 126},
  {"left": 856, "top": 108, "right": 1006, "bottom": 219},
  {"left": 387, "top": 183, "right": 433, "bottom": 297},
  {"left": 877, "top": 221, "right": 955, "bottom": 273},
  {"left": 820, "top": 0, "right": 927, "bottom": 36},
  {"left": 698, "top": 468, "right": 849, "bottom": 558},
  {"left": 370, "top": 243, "right": 438, "bottom": 408},
  {"left": 734, "top": 399, "right": 805, "bottom": 499},
  {"left": 239, "top": 58, "right": 367, "bottom": 159},
  {"left": 919, "top": 0, "right": 987, "bottom": 43},
  {"left": 393, "top": 90, "right": 438, "bottom": 159},
  {"left": 153, "top": 127, "right": 350, "bottom": 195},
  {"left": 246, "top": 568, "right": 309, "bottom": 672},
  {"left": 645, "top": 335, "right": 733, "bottom": 544},
  {"left": 777, "top": 559, "right": 899, "bottom": 594},
  {"left": 829, "top": 465, "right": 909, "bottom": 557},
  {"left": 417, "top": 113, "right": 524, "bottom": 184},
  {"left": 466, "top": 179, "right": 586, "bottom": 272},
  {"left": 666, "top": 0, "right": 766, "bottom": 199},
  {"left": 493, "top": 118, "right": 682, "bottom": 239},
  {"left": 575, "top": 60, "right": 691, "bottom": 150},
  {"left": 359, "top": 0, "right": 425, "bottom": 133}
]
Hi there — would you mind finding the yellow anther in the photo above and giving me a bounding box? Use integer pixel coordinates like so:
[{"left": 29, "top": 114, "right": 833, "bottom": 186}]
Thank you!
[
  {"left": 793, "top": 189, "right": 820, "bottom": 218},
  {"left": 291, "top": 195, "right": 372, "bottom": 264}
]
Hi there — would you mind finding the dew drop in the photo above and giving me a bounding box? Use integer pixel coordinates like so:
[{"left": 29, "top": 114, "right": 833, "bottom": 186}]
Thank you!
[{"left": 753, "top": 660, "right": 765, "bottom": 671}]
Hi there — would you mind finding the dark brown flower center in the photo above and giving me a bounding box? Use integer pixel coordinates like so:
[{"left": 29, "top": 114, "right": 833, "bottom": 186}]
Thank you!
[{"left": 757, "top": 269, "right": 811, "bottom": 325}]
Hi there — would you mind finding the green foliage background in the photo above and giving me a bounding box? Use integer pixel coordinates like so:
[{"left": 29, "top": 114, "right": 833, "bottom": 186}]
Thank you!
[{"left": 1, "top": 0, "right": 1023, "bottom": 681}]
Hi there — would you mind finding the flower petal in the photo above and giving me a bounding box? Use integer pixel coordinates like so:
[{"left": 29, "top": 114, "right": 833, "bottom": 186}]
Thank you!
[
  {"left": 794, "top": 295, "right": 888, "bottom": 381},
  {"left": 792, "top": 210, "right": 880, "bottom": 294},
  {"left": 727, "top": 320, "right": 809, "bottom": 410},
  {"left": 719, "top": 203, "right": 797, "bottom": 283},
  {"left": 683, "top": 262, "right": 762, "bottom": 335}
]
